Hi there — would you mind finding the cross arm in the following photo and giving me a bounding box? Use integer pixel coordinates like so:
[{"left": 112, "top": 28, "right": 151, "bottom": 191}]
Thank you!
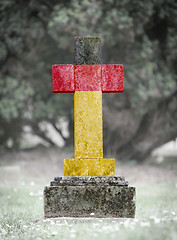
[
  {"left": 102, "top": 65, "right": 123, "bottom": 93},
  {"left": 52, "top": 65, "right": 75, "bottom": 93},
  {"left": 52, "top": 64, "right": 123, "bottom": 93}
]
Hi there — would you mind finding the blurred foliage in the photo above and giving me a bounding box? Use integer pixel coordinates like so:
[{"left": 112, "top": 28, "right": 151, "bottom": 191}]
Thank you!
[{"left": 0, "top": 0, "right": 176, "bottom": 156}]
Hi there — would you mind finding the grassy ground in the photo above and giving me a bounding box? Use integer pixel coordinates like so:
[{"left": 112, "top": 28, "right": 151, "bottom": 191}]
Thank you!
[{"left": 0, "top": 148, "right": 177, "bottom": 239}]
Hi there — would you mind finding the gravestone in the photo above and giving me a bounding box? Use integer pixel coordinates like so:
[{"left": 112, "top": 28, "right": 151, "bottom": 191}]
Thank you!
[{"left": 44, "top": 37, "right": 136, "bottom": 218}]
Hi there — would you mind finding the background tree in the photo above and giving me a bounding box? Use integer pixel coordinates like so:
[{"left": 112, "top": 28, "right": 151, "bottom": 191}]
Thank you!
[{"left": 0, "top": 0, "right": 176, "bottom": 161}]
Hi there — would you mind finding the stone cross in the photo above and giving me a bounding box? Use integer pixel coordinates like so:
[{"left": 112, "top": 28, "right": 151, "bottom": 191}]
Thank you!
[
  {"left": 52, "top": 37, "right": 123, "bottom": 176},
  {"left": 44, "top": 37, "right": 135, "bottom": 218}
]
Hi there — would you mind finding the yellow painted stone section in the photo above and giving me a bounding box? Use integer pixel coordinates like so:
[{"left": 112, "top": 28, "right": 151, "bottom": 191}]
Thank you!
[
  {"left": 64, "top": 91, "right": 115, "bottom": 176},
  {"left": 64, "top": 158, "right": 115, "bottom": 176},
  {"left": 74, "top": 91, "right": 103, "bottom": 158}
]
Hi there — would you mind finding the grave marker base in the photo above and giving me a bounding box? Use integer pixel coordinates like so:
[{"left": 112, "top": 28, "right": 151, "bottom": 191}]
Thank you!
[{"left": 44, "top": 177, "right": 136, "bottom": 218}]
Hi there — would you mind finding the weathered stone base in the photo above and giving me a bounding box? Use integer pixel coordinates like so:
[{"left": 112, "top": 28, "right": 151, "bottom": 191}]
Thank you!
[{"left": 44, "top": 177, "right": 136, "bottom": 218}]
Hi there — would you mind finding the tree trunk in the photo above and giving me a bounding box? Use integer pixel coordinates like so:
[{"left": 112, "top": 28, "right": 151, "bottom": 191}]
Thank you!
[{"left": 103, "top": 90, "right": 177, "bottom": 161}]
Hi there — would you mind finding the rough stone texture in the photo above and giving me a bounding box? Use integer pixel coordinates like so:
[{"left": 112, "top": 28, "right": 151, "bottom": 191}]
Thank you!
[
  {"left": 64, "top": 158, "right": 115, "bottom": 176},
  {"left": 52, "top": 64, "right": 75, "bottom": 93},
  {"left": 75, "top": 65, "right": 102, "bottom": 91},
  {"left": 74, "top": 37, "right": 102, "bottom": 65},
  {"left": 51, "top": 176, "right": 128, "bottom": 186},
  {"left": 102, "top": 64, "right": 123, "bottom": 93},
  {"left": 74, "top": 91, "right": 103, "bottom": 160},
  {"left": 52, "top": 64, "right": 123, "bottom": 93},
  {"left": 44, "top": 176, "right": 136, "bottom": 218}
]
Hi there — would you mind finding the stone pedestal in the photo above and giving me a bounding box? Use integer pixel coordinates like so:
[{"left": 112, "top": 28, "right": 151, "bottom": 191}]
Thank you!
[{"left": 44, "top": 177, "right": 136, "bottom": 218}]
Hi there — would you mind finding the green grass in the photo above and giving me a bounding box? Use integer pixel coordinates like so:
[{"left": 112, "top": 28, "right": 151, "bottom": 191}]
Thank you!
[{"left": 0, "top": 180, "right": 177, "bottom": 240}]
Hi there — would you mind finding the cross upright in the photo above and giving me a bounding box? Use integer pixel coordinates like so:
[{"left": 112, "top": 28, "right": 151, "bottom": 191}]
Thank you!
[{"left": 53, "top": 37, "right": 123, "bottom": 176}]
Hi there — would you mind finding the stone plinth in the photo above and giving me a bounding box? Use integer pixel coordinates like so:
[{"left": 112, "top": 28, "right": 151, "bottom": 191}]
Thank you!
[{"left": 44, "top": 177, "right": 136, "bottom": 218}]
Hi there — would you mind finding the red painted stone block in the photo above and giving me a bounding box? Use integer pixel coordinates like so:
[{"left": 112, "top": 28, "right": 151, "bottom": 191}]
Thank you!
[
  {"left": 52, "top": 65, "right": 75, "bottom": 93},
  {"left": 75, "top": 65, "right": 102, "bottom": 91},
  {"left": 101, "top": 65, "right": 123, "bottom": 93}
]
